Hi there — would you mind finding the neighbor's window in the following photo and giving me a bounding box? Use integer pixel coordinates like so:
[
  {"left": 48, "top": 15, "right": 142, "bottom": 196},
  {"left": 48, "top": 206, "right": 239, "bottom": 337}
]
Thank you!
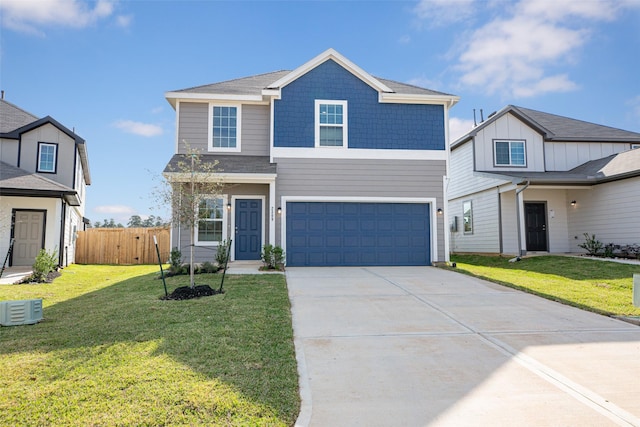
[
  {"left": 210, "top": 105, "right": 240, "bottom": 151},
  {"left": 315, "top": 100, "right": 347, "bottom": 147},
  {"left": 196, "top": 197, "right": 225, "bottom": 244},
  {"left": 37, "top": 142, "right": 57, "bottom": 173},
  {"left": 463, "top": 200, "right": 473, "bottom": 234},
  {"left": 494, "top": 140, "right": 526, "bottom": 166},
  {"left": 632, "top": 144, "right": 640, "bottom": 150}
]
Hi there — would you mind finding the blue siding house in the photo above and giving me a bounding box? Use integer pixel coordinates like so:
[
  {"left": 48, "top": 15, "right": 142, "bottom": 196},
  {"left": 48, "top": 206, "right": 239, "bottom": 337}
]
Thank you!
[{"left": 164, "top": 49, "right": 458, "bottom": 266}]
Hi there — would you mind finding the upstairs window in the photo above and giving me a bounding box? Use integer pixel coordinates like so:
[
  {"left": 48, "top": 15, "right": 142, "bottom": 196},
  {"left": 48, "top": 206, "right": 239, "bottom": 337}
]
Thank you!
[
  {"left": 494, "top": 140, "right": 526, "bottom": 166},
  {"left": 210, "top": 105, "right": 240, "bottom": 151},
  {"left": 315, "top": 100, "right": 347, "bottom": 147},
  {"left": 196, "top": 197, "right": 226, "bottom": 245},
  {"left": 37, "top": 142, "right": 57, "bottom": 173}
]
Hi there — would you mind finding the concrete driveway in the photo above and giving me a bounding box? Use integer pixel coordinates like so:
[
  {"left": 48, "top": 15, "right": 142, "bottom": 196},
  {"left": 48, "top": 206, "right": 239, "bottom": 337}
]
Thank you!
[{"left": 286, "top": 267, "right": 640, "bottom": 426}]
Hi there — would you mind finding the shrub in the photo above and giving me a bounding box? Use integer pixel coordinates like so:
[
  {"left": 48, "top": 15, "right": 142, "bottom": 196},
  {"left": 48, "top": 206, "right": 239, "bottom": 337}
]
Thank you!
[
  {"left": 31, "top": 248, "right": 58, "bottom": 282},
  {"left": 261, "top": 244, "right": 285, "bottom": 270},
  {"left": 603, "top": 243, "right": 615, "bottom": 258},
  {"left": 169, "top": 247, "right": 182, "bottom": 272},
  {"left": 578, "top": 233, "right": 603, "bottom": 256},
  {"left": 198, "top": 261, "right": 218, "bottom": 274},
  {"left": 216, "top": 238, "right": 230, "bottom": 267}
]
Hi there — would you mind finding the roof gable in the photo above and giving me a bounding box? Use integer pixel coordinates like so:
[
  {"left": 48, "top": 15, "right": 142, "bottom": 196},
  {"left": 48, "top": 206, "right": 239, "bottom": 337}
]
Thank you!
[
  {"left": 453, "top": 105, "right": 640, "bottom": 148},
  {"left": 266, "top": 48, "right": 393, "bottom": 94}
]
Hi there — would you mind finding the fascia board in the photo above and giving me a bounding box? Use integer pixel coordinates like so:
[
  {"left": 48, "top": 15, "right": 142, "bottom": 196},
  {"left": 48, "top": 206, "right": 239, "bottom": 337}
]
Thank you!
[
  {"left": 379, "top": 93, "right": 460, "bottom": 106},
  {"left": 164, "top": 92, "right": 265, "bottom": 104},
  {"left": 164, "top": 172, "right": 276, "bottom": 184},
  {"left": 266, "top": 48, "right": 393, "bottom": 94}
]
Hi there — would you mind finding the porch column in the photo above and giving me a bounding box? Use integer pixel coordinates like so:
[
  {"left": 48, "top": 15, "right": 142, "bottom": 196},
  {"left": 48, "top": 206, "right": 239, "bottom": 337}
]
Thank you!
[
  {"left": 515, "top": 181, "right": 530, "bottom": 256},
  {"left": 269, "top": 179, "right": 276, "bottom": 245}
]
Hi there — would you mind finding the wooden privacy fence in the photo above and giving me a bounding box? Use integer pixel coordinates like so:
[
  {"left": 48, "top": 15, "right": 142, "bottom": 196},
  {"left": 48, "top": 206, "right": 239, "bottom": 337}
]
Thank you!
[{"left": 75, "top": 227, "right": 170, "bottom": 265}]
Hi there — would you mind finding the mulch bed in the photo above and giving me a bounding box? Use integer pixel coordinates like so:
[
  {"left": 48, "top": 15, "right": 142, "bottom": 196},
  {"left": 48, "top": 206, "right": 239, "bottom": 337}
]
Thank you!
[{"left": 161, "top": 285, "right": 222, "bottom": 300}]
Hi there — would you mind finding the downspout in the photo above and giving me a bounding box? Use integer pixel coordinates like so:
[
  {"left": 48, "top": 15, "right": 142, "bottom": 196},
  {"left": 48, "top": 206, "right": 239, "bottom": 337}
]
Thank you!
[
  {"left": 515, "top": 181, "right": 530, "bottom": 256},
  {"left": 59, "top": 199, "right": 67, "bottom": 267}
]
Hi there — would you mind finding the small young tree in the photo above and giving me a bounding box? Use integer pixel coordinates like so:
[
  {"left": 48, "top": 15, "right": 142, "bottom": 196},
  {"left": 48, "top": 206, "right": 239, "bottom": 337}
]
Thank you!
[{"left": 156, "top": 145, "right": 225, "bottom": 288}]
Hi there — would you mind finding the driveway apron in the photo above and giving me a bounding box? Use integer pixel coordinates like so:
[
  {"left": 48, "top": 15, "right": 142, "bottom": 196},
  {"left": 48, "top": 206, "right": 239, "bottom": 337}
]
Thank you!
[{"left": 286, "top": 267, "right": 640, "bottom": 427}]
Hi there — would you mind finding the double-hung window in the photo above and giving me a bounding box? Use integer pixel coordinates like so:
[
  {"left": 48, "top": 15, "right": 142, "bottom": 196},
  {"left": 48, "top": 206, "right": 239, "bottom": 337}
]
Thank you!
[
  {"left": 315, "top": 100, "right": 347, "bottom": 147},
  {"left": 210, "top": 105, "right": 240, "bottom": 152},
  {"left": 462, "top": 201, "right": 473, "bottom": 234},
  {"left": 196, "top": 197, "right": 226, "bottom": 245},
  {"left": 37, "top": 142, "right": 57, "bottom": 173},
  {"left": 494, "top": 140, "right": 526, "bottom": 166}
]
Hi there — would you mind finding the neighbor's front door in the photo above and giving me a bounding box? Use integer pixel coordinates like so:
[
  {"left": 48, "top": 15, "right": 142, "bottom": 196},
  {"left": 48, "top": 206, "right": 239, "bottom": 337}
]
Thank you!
[
  {"left": 525, "top": 202, "right": 548, "bottom": 252},
  {"left": 12, "top": 210, "right": 46, "bottom": 266},
  {"left": 234, "top": 199, "right": 262, "bottom": 260}
]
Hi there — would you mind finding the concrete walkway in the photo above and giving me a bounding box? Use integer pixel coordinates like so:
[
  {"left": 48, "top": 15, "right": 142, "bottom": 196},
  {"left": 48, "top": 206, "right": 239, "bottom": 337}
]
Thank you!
[{"left": 286, "top": 267, "right": 640, "bottom": 426}]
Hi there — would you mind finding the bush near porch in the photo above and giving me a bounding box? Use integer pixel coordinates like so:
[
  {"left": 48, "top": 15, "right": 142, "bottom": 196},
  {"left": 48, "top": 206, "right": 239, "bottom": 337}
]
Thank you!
[{"left": 448, "top": 255, "right": 640, "bottom": 317}]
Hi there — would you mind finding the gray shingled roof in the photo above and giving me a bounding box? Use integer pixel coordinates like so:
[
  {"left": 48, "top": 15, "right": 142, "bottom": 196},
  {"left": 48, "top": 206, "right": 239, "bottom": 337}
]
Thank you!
[
  {"left": 0, "top": 161, "right": 80, "bottom": 205},
  {"left": 164, "top": 154, "right": 276, "bottom": 175},
  {"left": 452, "top": 105, "right": 640, "bottom": 148},
  {"left": 0, "top": 99, "right": 38, "bottom": 134},
  {"left": 170, "top": 67, "right": 453, "bottom": 97},
  {"left": 484, "top": 148, "right": 640, "bottom": 185},
  {"left": 511, "top": 105, "right": 640, "bottom": 142}
]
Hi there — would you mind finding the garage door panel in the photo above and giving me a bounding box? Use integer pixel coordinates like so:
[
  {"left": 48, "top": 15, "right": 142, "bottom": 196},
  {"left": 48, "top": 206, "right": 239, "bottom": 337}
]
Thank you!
[{"left": 286, "top": 202, "right": 431, "bottom": 267}]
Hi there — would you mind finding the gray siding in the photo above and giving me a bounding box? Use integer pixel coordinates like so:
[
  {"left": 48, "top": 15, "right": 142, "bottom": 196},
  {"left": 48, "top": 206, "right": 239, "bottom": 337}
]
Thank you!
[
  {"left": 241, "top": 105, "right": 270, "bottom": 156},
  {"left": 449, "top": 140, "right": 509, "bottom": 200},
  {"left": 449, "top": 188, "right": 501, "bottom": 254},
  {"left": 567, "top": 176, "right": 640, "bottom": 250},
  {"left": 177, "top": 102, "right": 208, "bottom": 153},
  {"left": 274, "top": 157, "right": 447, "bottom": 261},
  {"left": 177, "top": 102, "right": 270, "bottom": 156}
]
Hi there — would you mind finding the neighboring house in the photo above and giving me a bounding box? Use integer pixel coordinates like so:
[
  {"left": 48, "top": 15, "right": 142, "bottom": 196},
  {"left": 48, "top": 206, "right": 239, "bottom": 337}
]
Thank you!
[
  {"left": 449, "top": 105, "right": 640, "bottom": 256},
  {"left": 164, "top": 49, "right": 459, "bottom": 266},
  {"left": 0, "top": 98, "right": 91, "bottom": 267}
]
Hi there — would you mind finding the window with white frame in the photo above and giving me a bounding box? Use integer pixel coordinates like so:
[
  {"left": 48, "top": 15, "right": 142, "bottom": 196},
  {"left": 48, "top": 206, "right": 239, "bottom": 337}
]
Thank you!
[
  {"left": 196, "top": 197, "right": 226, "bottom": 244},
  {"left": 37, "top": 142, "right": 57, "bottom": 173},
  {"left": 463, "top": 200, "right": 473, "bottom": 234},
  {"left": 315, "top": 100, "right": 347, "bottom": 147},
  {"left": 209, "top": 105, "right": 240, "bottom": 151},
  {"left": 632, "top": 144, "right": 640, "bottom": 149},
  {"left": 494, "top": 140, "right": 526, "bottom": 166}
]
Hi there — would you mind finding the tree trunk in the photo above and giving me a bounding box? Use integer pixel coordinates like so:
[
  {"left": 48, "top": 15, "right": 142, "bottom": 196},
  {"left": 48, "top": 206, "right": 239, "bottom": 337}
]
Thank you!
[{"left": 190, "top": 224, "right": 195, "bottom": 289}]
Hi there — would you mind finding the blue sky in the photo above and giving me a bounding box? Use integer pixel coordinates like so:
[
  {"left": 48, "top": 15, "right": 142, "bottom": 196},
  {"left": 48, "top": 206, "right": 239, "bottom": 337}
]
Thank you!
[{"left": 2, "top": 0, "right": 639, "bottom": 225}]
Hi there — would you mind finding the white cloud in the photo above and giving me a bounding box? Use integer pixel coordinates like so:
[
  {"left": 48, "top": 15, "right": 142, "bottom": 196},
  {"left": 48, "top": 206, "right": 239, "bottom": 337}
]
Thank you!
[
  {"left": 448, "top": 0, "right": 629, "bottom": 98},
  {"left": 413, "top": 0, "right": 476, "bottom": 27},
  {"left": 115, "top": 14, "right": 132, "bottom": 28},
  {"left": 114, "top": 120, "right": 163, "bottom": 137},
  {"left": 398, "top": 34, "right": 411, "bottom": 44},
  {"left": 0, "top": 0, "right": 116, "bottom": 35},
  {"left": 449, "top": 117, "right": 475, "bottom": 142}
]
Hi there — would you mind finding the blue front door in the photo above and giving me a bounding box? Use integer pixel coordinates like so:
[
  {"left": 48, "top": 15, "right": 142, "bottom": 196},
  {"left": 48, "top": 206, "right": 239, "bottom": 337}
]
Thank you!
[{"left": 235, "top": 199, "right": 262, "bottom": 260}]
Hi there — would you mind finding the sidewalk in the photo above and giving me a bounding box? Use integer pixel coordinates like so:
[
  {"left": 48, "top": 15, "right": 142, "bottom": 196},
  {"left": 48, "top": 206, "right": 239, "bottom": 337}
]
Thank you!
[{"left": 0, "top": 266, "right": 32, "bottom": 285}]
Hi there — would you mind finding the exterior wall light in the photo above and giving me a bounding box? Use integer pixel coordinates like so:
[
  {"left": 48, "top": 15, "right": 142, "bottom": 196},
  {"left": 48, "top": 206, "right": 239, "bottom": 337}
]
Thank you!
[
  {"left": 437, "top": 208, "right": 443, "bottom": 215},
  {"left": 277, "top": 207, "right": 282, "bottom": 215},
  {"left": 570, "top": 200, "right": 576, "bottom": 206},
  {"left": 227, "top": 203, "right": 232, "bottom": 211}
]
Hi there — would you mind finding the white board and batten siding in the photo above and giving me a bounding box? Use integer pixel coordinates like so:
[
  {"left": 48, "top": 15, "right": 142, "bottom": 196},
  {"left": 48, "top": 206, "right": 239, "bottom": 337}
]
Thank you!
[
  {"left": 474, "top": 113, "right": 545, "bottom": 172},
  {"left": 544, "top": 141, "right": 631, "bottom": 171},
  {"left": 274, "top": 157, "right": 447, "bottom": 258},
  {"left": 568, "top": 176, "right": 640, "bottom": 250},
  {"left": 177, "top": 102, "right": 270, "bottom": 155}
]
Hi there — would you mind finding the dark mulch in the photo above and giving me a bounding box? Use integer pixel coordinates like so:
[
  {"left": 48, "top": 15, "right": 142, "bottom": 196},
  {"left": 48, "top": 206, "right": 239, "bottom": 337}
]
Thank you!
[
  {"left": 161, "top": 285, "right": 222, "bottom": 300},
  {"left": 19, "top": 270, "right": 61, "bottom": 284}
]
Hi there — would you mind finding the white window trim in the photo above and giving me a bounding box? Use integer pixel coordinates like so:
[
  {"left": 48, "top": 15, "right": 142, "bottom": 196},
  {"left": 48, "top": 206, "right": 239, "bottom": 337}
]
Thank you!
[
  {"left": 631, "top": 143, "right": 640, "bottom": 150},
  {"left": 194, "top": 194, "right": 228, "bottom": 246},
  {"left": 208, "top": 104, "right": 241, "bottom": 152},
  {"left": 494, "top": 139, "right": 526, "bottom": 167},
  {"left": 463, "top": 200, "right": 473, "bottom": 235},
  {"left": 315, "top": 100, "right": 348, "bottom": 148},
  {"left": 37, "top": 142, "right": 57, "bottom": 173}
]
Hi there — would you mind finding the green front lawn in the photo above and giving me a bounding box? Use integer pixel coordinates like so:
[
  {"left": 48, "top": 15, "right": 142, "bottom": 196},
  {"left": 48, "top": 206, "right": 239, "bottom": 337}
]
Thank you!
[
  {"left": 0, "top": 265, "right": 300, "bottom": 426},
  {"left": 449, "top": 254, "right": 640, "bottom": 316}
]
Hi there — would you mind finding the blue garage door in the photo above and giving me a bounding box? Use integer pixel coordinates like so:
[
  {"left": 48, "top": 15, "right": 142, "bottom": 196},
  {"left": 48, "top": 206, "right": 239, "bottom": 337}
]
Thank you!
[{"left": 286, "top": 202, "right": 431, "bottom": 267}]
